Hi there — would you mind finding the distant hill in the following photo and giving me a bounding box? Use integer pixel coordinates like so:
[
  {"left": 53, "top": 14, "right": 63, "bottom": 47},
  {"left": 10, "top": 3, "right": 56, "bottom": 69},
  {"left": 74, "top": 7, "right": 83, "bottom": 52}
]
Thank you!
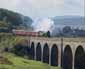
[
  {"left": 0, "top": 8, "right": 33, "bottom": 32},
  {"left": 51, "top": 16, "right": 85, "bottom": 36},
  {"left": 52, "top": 16, "right": 85, "bottom": 29}
]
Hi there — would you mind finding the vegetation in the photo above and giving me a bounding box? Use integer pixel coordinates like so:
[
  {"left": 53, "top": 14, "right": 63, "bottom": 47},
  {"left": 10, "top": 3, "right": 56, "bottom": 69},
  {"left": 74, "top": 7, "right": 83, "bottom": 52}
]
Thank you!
[
  {"left": 0, "top": 21, "right": 11, "bottom": 32},
  {"left": 0, "top": 33, "right": 25, "bottom": 53},
  {"left": 0, "top": 33, "right": 31, "bottom": 59},
  {"left": 0, "top": 8, "right": 33, "bottom": 32},
  {"left": 0, "top": 53, "right": 60, "bottom": 69},
  {"left": 0, "top": 33, "right": 60, "bottom": 69},
  {"left": 52, "top": 26, "right": 85, "bottom": 37}
]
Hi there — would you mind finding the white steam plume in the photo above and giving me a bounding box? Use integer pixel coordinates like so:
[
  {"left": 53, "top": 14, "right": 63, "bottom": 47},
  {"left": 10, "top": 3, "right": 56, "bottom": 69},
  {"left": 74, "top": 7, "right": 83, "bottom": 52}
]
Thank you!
[{"left": 32, "top": 18, "right": 54, "bottom": 32}]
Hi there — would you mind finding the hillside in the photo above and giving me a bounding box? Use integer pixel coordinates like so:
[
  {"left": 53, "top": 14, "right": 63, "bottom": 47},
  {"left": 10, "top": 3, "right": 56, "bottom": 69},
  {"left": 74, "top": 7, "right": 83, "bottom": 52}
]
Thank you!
[
  {"left": 0, "top": 53, "right": 60, "bottom": 69},
  {"left": 0, "top": 8, "right": 33, "bottom": 32}
]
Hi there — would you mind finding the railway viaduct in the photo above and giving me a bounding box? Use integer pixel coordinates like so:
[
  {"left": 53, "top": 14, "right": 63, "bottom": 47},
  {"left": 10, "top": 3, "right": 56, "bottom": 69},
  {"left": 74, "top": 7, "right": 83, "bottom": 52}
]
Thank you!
[{"left": 27, "top": 37, "right": 85, "bottom": 69}]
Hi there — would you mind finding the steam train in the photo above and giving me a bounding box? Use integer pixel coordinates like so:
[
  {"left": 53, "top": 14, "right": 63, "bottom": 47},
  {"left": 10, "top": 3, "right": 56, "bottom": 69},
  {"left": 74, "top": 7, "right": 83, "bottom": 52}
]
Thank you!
[{"left": 12, "top": 29, "right": 43, "bottom": 37}]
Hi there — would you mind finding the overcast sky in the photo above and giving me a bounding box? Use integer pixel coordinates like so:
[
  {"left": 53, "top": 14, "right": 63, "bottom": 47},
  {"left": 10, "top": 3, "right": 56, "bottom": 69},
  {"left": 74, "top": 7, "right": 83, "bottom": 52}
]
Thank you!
[{"left": 0, "top": 0, "right": 85, "bottom": 19}]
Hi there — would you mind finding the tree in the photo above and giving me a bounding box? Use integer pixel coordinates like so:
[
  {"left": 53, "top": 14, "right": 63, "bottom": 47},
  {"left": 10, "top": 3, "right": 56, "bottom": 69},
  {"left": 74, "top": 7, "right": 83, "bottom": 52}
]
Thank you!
[
  {"left": 63, "top": 26, "right": 72, "bottom": 33},
  {"left": 0, "top": 8, "right": 33, "bottom": 32}
]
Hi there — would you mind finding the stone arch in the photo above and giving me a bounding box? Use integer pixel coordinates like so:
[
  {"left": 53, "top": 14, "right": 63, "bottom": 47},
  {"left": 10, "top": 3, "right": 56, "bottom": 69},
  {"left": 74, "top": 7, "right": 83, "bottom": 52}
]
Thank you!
[
  {"left": 36, "top": 42, "right": 42, "bottom": 61},
  {"left": 31, "top": 42, "right": 35, "bottom": 60},
  {"left": 74, "top": 45, "right": 85, "bottom": 69},
  {"left": 43, "top": 43, "right": 49, "bottom": 64},
  {"left": 51, "top": 44, "right": 58, "bottom": 66},
  {"left": 63, "top": 45, "right": 73, "bottom": 69}
]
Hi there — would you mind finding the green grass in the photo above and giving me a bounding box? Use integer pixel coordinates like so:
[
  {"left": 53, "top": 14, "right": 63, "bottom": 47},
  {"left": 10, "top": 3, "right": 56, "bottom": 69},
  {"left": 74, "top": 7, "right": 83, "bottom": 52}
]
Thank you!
[{"left": 0, "top": 53, "right": 60, "bottom": 69}]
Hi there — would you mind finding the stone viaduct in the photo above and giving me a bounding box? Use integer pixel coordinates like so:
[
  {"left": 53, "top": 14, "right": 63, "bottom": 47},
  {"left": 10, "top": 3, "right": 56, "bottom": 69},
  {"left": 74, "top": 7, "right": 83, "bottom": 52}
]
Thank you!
[{"left": 27, "top": 37, "right": 85, "bottom": 69}]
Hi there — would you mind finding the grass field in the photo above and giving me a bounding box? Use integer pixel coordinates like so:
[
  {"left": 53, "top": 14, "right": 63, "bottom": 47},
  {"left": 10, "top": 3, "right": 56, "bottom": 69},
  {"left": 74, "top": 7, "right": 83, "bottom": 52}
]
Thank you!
[{"left": 0, "top": 53, "right": 60, "bottom": 69}]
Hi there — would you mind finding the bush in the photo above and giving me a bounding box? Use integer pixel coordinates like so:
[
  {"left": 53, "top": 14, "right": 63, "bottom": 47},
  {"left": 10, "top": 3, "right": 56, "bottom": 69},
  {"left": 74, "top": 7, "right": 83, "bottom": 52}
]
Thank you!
[{"left": 12, "top": 44, "right": 31, "bottom": 58}]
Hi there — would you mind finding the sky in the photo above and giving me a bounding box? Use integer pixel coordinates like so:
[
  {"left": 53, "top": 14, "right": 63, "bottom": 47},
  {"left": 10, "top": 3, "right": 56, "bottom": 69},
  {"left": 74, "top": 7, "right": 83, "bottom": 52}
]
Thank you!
[
  {"left": 0, "top": 0, "right": 85, "bottom": 32},
  {"left": 0, "top": 0, "right": 84, "bottom": 19}
]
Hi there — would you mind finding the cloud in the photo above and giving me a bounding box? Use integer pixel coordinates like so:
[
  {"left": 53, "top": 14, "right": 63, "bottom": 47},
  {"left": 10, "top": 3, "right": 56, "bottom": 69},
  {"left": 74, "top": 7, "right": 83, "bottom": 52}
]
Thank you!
[
  {"left": 64, "top": 0, "right": 85, "bottom": 16},
  {"left": 28, "top": 0, "right": 63, "bottom": 9},
  {"left": 0, "top": 0, "right": 63, "bottom": 18},
  {"left": 0, "top": 0, "right": 84, "bottom": 18},
  {"left": 16, "top": 0, "right": 63, "bottom": 18},
  {"left": 0, "top": 0, "right": 19, "bottom": 11}
]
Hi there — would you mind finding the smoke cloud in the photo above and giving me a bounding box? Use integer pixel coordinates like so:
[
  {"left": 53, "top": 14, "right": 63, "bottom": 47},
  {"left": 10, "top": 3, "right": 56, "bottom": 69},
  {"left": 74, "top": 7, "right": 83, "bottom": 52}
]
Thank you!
[{"left": 32, "top": 18, "right": 54, "bottom": 32}]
